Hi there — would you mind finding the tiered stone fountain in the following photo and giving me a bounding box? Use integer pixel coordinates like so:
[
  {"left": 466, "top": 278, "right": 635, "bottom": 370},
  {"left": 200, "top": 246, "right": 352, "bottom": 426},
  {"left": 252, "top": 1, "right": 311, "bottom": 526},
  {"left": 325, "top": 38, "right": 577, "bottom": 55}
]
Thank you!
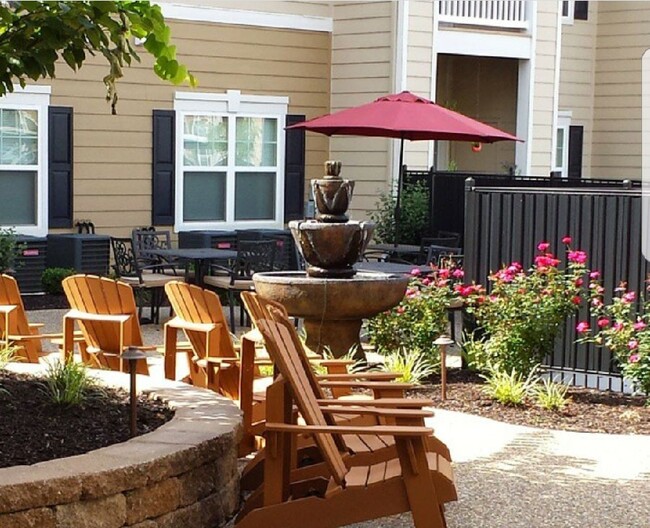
[{"left": 252, "top": 161, "right": 409, "bottom": 357}]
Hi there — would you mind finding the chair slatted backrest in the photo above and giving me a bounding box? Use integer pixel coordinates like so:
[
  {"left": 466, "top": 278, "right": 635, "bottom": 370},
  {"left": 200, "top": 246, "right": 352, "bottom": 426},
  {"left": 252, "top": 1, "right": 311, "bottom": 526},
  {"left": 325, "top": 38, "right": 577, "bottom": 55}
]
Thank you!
[
  {"left": 62, "top": 275, "right": 144, "bottom": 355},
  {"left": 256, "top": 313, "right": 348, "bottom": 487},
  {"left": 0, "top": 274, "right": 30, "bottom": 336},
  {"left": 110, "top": 237, "right": 140, "bottom": 279},
  {"left": 241, "top": 292, "right": 327, "bottom": 401},
  {"left": 164, "top": 281, "right": 236, "bottom": 360},
  {"left": 0, "top": 274, "right": 41, "bottom": 360}
]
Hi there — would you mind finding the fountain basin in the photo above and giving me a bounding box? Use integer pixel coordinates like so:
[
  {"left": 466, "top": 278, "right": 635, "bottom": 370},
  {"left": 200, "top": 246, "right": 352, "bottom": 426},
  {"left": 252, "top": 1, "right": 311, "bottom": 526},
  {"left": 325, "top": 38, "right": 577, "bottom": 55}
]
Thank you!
[
  {"left": 253, "top": 271, "right": 409, "bottom": 357},
  {"left": 289, "top": 220, "right": 374, "bottom": 278}
]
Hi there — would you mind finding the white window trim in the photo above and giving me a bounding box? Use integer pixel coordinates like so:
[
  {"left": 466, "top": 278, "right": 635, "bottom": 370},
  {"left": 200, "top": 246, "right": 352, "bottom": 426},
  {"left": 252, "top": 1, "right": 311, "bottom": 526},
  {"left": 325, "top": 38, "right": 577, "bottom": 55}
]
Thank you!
[
  {"left": 554, "top": 113, "right": 572, "bottom": 178},
  {"left": 562, "top": 1, "right": 575, "bottom": 25},
  {"left": 0, "top": 86, "right": 50, "bottom": 237},
  {"left": 173, "top": 90, "right": 288, "bottom": 232}
]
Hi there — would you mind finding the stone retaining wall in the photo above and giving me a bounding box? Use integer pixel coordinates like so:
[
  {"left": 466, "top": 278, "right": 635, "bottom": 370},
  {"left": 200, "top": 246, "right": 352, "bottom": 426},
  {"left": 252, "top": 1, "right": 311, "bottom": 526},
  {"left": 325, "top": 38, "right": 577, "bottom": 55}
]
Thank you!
[{"left": 0, "top": 365, "right": 243, "bottom": 528}]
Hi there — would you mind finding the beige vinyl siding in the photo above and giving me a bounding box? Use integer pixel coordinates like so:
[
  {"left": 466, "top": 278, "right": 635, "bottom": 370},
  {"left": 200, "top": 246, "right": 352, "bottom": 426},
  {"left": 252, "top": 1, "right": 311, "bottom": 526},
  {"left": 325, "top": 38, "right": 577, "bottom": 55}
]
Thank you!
[
  {"left": 42, "top": 20, "right": 330, "bottom": 236},
  {"left": 559, "top": 2, "right": 598, "bottom": 177},
  {"left": 330, "top": 1, "right": 395, "bottom": 218},
  {"left": 591, "top": 1, "right": 650, "bottom": 179},
  {"left": 161, "top": 0, "right": 332, "bottom": 18},
  {"left": 404, "top": 0, "right": 435, "bottom": 170},
  {"left": 529, "top": 2, "right": 560, "bottom": 175}
]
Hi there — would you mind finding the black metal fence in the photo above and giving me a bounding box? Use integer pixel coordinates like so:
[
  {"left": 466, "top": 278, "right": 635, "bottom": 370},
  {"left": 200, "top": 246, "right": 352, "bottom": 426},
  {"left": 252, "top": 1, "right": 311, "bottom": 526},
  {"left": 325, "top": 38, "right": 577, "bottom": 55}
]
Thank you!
[
  {"left": 463, "top": 182, "right": 648, "bottom": 391},
  {"left": 404, "top": 169, "right": 639, "bottom": 245}
]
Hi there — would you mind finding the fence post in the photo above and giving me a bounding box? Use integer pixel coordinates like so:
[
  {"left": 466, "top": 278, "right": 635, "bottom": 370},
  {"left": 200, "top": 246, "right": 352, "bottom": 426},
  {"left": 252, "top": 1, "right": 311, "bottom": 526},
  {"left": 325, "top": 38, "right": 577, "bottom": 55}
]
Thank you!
[
  {"left": 623, "top": 179, "right": 632, "bottom": 189},
  {"left": 550, "top": 170, "right": 561, "bottom": 180}
]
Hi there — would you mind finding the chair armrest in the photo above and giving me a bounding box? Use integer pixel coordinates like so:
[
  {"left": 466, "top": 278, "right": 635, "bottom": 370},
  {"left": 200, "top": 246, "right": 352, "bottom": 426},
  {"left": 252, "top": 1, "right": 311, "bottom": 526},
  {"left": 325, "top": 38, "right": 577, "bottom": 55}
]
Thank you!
[
  {"left": 209, "top": 264, "right": 234, "bottom": 276},
  {"left": 316, "top": 372, "right": 399, "bottom": 381},
  {"left": 312, "top": 359, "right": 355, "bottom": 367},
  {"left": 64, "top": 310, "right": 131, "bottom": 324},
  {"left": 28, "top": 323, "right": 45, "bottom": 329},
  {"left": 0, "top": 305, "right": 17, "bottom": 315},
  {"left": 318, "top": 381, "right": 413, "bottom": 390},
  {"left": 202, "top": 356, "right": 241, "bottom": 365},
  {"left": 265, "top": 423, "right": 433, "bottom": 437},
  {"left": 7, "top": 332, "right": 65, "bottom": 341},
  {"left": 165, "top": 317, "right": 220, "bottom": 333},
  {"left": 316, "top": 398, "right": 433, "bottom": 408},
  {"left": 318, "top": 406, "right": 433, "bottom": 419}
]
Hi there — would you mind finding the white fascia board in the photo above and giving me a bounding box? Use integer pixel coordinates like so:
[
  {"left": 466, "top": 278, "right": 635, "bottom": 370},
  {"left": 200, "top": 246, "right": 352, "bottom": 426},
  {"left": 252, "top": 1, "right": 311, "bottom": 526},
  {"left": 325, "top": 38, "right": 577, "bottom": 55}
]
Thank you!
[
  {"left": 159, "top": 3, "right": 333, "bottom": 33},
  {"left": 437, "top": 29, "right": 532, "bottom": 60}
]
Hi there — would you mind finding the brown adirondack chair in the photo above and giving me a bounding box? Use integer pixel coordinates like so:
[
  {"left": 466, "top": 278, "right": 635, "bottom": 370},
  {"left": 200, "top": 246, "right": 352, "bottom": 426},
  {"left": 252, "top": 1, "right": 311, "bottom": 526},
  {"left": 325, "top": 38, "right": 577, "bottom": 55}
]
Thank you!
[
  {"left": 61, "top": 275, "right": 150, "bottom": 375},
  {"left": 163, "top": 281, "right": 273, "bottom": 455},
  {"left": 235, "top": 310, "right": 456, "bottom": 528},
  {"left": 0, "top": 274, "right": 76, "bottom": 363},
  {"left": 240, "top": 291, "right": 452, "bottom": 492}
]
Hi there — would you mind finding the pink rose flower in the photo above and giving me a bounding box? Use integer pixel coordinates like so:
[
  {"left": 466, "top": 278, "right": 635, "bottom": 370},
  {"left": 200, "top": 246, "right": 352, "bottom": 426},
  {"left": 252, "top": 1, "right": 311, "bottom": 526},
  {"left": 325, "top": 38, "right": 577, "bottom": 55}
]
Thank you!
[
  {"left": 629, "top": 354, "right": 640, "bottom": 363},
  {"left": 396, "top": 306, "right": 405, "bottom": 314},
  {"left": 634, "top": 321, "right": 647, "bottom": 331},
  {"left": 622, "top": 291, "right": 637, "bottom": 303},
  {"left": 597, "top": 318, "right": 610, "bottom": 328},
  {"left": 613, "top": 322, "right": 625, "bottom": 332},
  {"left": 410, "top": 268, "right": 421, "bottom": 276},
  {"left": 452, "top": 268, "right": 464, "bottom": 279},
  {"left": 421, "top": 277, "right": 431, "bottom": 286},
  {"left": 575, "top": 278, "right": 584, "bottom": 287},
  {"left": 537, "top": 242, "right": 550, "bottom": 251},
  {"left": 576, "top": 321, "right": 590, "bottom": 333},
  {"left": 438, "top": 268, "right": 450, "bottom": 279},
  {"left": 589, "top": 271, "right": 601, "bottom": 279},
  {"left": 628, "top": 339, "right": 639, "bottom": 350},
  {"left": 568, "top": 250, "right": 587, "bottom": 264},
  {"left": 571, "top": 296, "right": 582, "bottom": 306},
  {"left": 562, "top": 236, "right": 572, "bottom": 244}
]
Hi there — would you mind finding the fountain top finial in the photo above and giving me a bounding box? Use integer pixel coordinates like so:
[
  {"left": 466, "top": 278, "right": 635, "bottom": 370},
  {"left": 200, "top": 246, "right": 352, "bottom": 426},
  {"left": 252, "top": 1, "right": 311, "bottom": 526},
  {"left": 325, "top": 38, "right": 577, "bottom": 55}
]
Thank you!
[{"left": 324, "top": 160, "right": 342, "bottom": 180}]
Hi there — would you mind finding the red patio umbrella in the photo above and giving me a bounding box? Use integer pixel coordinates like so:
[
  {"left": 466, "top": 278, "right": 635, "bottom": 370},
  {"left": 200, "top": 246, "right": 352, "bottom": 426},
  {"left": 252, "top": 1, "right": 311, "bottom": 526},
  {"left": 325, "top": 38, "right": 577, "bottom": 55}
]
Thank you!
[{"left": 288, "top": 91, "right": 521, "bottom": 241}]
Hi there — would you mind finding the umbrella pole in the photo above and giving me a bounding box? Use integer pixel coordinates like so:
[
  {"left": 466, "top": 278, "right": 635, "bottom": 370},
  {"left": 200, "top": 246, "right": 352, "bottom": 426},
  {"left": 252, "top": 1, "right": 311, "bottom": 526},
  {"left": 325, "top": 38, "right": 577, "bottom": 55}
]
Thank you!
[{"left": 394, "top": 136, "right": 404, "bottom": 247}]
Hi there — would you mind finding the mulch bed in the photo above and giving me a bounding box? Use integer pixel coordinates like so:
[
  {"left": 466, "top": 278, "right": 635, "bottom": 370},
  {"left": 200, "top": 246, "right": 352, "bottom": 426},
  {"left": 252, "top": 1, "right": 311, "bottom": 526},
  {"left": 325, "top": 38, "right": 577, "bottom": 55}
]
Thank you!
[
  {"left": 21, "top": 293, "right": 70, "bottom": 311},
  {"left": 411, "top": 369, "right": 650, "bottom": 435},
  {"left": 0, "top": 370, "right": 174, "bottom": 468}
]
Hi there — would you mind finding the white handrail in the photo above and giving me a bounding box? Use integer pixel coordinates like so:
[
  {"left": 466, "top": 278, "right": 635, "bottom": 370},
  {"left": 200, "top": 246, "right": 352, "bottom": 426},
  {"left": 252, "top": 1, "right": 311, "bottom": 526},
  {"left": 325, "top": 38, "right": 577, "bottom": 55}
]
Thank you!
[{"left": 439, "top": 0, "right": 528, "bottom": 30}]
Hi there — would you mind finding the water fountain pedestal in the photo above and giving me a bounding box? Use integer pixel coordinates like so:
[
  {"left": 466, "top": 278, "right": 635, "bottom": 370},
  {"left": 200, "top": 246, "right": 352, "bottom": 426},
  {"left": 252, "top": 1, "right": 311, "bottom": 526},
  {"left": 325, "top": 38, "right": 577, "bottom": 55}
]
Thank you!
[
  {"left": 252, "top": 271, "right": 409, "bottom": 357},
  {"left": 252, "top": 161, "right": 409, "bottom": 358}
]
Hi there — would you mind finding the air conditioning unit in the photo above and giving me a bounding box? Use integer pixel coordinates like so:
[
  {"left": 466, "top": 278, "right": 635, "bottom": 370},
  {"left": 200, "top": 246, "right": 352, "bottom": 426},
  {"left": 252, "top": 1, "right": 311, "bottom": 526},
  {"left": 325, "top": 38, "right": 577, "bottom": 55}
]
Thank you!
[
  {"left": 178, "top": 230, "right": 237, "bottom": 249},
  {"left": 14, "top": 236, "right": 48, "bottom": 293},
  {"left": 47, "top": 234, "right": 110, "bottom": 276}
]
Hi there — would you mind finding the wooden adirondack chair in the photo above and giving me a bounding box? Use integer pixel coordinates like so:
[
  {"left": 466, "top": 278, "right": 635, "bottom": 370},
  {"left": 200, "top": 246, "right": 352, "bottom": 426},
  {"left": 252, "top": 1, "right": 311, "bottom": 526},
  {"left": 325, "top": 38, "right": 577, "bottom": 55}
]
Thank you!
[
  {"left": 235, "top": 311, "right": 456, "bottom": 528},
  {"left": 163, "top": 281, "right": 272, "bottom": 455},
  {"left": 61, "top": 275, "right": 150, "bottom": 375},
  {"left": 0, "top": 274, "right": 74, "bottom": 363},
  {"left": 239, "top": 291, "right": 452, "bottom": 493}
]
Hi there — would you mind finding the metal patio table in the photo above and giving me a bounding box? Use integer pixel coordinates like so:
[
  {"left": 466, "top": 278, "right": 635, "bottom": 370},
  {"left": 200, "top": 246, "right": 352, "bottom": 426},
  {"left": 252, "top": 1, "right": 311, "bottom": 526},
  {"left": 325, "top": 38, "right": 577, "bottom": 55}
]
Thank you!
[{"left": 148, "top": 247, "right": 238, "bottom": 287}]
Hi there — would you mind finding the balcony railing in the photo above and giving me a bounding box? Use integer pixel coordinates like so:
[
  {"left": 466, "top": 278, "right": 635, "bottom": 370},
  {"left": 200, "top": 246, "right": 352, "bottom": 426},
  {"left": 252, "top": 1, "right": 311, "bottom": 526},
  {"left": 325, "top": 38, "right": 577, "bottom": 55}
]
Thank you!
[{"left": 438, "top": 1, "right": 528, "bottom": 30}]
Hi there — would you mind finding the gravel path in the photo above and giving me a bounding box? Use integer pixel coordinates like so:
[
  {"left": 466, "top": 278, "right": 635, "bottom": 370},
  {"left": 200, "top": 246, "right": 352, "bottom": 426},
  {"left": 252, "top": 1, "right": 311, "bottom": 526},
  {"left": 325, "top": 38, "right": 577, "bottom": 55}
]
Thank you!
[{"left": 29, "top": 309, "right": 650, "bottom": 528}]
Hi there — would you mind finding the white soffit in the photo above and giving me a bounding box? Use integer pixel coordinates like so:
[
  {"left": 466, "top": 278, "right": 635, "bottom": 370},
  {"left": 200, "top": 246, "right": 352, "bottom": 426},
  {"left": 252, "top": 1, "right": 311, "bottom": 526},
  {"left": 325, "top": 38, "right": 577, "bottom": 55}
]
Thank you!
[
  {"left": 158, "top": 3, "right": 333, "bottom": 33},
  {"left": 437, "top": 29, "right": 532, "bottom": 60}
]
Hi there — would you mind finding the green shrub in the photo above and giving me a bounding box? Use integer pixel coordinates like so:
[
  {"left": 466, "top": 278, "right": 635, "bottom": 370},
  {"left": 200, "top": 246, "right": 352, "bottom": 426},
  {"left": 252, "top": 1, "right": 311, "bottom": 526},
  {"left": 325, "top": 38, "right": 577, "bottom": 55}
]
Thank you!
[
  {"left": 533, "top": 377, "right": 570, "bottom": 411},
  {"left": 481, "top": 368, "right": 538, "bottom": 406},
  {"left": 40, "top": 359, "right": 96, "bottom": 405},
  {"left": 368, "top": 265, "right": 461, "bottom": 363},
  {"left": 367, "top": 180, "right": 430, "bottom": 245},
  {"left": 41, "top": 267, "right": 76, "bottom": 295},
  {"left": 461, "top": 238, "right": 589, "bottom": 377},
  {"left": 0, "top": 228, "right": 24, "bottom": 272},
  {"left": 379, "top": 348, "right": 436, "bottom": 385}
]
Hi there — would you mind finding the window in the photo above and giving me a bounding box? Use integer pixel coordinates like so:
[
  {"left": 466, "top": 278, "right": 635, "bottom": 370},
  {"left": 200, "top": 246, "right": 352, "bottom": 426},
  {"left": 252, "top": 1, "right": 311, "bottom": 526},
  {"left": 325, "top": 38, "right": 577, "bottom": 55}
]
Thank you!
[
  {"left": 562, "top": 1, "right": 588, "bottom": 23},
  {"left": 554, "top": 114, "right": 571, "bottom": 178},
  {"left": 0, "top": 87, "right": 50, "bottom": 235},
  {"left": 174, "top": 90, "right": 287, "bottom": 230},
  {"left": 562, "top": 1, "right": 574, "bottom": 23}
]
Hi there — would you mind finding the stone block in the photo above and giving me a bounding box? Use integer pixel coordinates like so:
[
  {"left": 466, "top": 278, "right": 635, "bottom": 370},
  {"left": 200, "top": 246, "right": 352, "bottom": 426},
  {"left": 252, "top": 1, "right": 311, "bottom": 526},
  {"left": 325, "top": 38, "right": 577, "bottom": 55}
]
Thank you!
[
  {"left": 0, "top": 476, "right": 82, "bottom": 513},
  {"left": 178, "top": 464, "right": 218, "bottom": 507},
  {"left": 0, "top": 507, "right": 56, "bottom": 528},
  {"left": 125, "top": 478, "right": 180, "bottom": 525},
  {"left": 56, "top": 494, "right": 126, "bottom": 528}
]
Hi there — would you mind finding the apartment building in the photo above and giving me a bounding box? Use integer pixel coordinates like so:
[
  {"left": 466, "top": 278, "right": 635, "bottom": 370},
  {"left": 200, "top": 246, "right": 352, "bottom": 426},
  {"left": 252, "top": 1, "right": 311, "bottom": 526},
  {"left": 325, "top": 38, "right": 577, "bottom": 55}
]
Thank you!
[{"left": 0, "top": 1, "right": 645, "bottom": 235}]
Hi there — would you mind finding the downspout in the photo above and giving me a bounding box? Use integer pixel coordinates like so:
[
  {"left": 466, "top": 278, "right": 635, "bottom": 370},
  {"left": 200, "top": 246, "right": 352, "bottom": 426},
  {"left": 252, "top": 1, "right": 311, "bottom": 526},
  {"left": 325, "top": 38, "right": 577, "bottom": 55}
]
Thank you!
[
  {"left": 428, "top": 0, "right": 440, "bottom": 169},
  {"left": 551, "top": 1, "right": 564, "bottom": 174}
]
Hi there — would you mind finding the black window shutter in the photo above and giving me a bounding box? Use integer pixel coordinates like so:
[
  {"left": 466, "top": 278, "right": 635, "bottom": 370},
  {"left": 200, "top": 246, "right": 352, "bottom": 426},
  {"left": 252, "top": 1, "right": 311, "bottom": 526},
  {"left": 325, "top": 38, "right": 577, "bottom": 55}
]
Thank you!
[
  {"left": 568, "top": 125, "right": 584, "bottom": 180},
  {"left": 48, "top": 106, "right": 73, "bottom": 228},
  {"left": 152, "top": 110, "right": 175, "bottom": 225},
  {"left": 574, "top": 1, "right": 588, "bottom": 20},
  {"left": 284, "top": 114, "right": 306, "bottom": 222}
]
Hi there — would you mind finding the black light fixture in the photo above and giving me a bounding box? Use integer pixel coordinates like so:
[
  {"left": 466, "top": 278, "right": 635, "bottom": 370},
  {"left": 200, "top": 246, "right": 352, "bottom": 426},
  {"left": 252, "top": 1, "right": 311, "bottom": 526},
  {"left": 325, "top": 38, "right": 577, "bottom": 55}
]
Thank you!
[{"left": 122, "top": 347, "right": 147, "bottom": 437}]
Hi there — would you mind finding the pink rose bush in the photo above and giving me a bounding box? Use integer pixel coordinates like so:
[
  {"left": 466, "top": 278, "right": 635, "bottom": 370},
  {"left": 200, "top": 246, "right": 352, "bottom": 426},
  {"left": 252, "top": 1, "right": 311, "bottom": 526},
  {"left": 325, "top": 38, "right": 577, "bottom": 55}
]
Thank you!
[
  {"left": 368, "top": 261, "right": 463, "bottom": 361},
  {"left": 462, "top": 238, "right": 589, "bottom": 376},
  {"left": 577, "top": 280, "right": 650, "bottom": 400}
]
